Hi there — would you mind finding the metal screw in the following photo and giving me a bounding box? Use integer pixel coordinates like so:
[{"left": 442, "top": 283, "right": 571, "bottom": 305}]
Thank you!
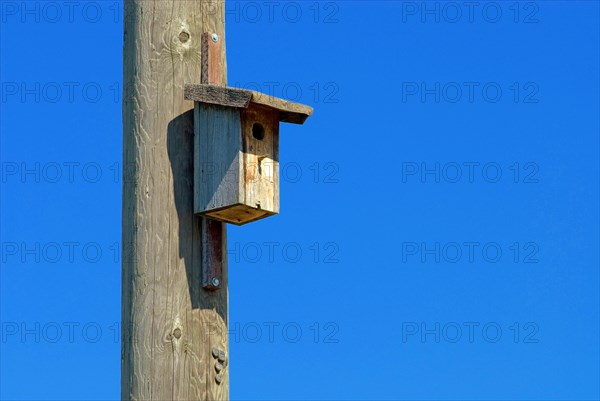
[
  {"left": 215, "top": 374, "right": 223, "bottom": 384},
  {"left": 215, "top": 362, "right": 223, "bottom": 373},
  {"left": 211, "top": 277, "right": 220, "bottom": 287},
  {"left": 212, "top": 348, "right": 220, "bottom": 358},
  {"left": 211, "top": 33, "right": 219, "bottom": 43},
  {"left": 173, "top": 328, "right": 182, "bottom": 339},
  {"left": 217, "top": 350, "right": 226, "bottom": 363}
]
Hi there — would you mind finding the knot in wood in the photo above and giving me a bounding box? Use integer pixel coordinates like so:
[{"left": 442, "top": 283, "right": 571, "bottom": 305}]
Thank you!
[{"left": 178, "top": 31, "right": 190, "bottom": 43}]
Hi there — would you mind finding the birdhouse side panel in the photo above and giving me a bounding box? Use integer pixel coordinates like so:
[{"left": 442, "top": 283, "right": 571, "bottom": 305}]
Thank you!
[
  {"left": 194, "top": 103, "right": 244, "bottom": 215},
  {"left": 241, "top": 104, "right": 280, "bottom": 215}
]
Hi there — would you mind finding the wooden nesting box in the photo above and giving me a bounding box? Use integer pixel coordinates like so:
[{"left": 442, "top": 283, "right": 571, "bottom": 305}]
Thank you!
[{"left": 184, "top": 84, "right": 313, "bottom": 225}]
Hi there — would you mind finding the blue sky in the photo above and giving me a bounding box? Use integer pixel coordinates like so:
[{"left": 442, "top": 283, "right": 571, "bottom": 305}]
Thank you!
[{"left": 1, "top": 1, "right": 599, "bottom": 400}]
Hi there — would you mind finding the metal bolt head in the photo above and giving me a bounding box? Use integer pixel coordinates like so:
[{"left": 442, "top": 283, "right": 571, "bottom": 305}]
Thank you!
[
  {"left": 211, "top": 277, "right": 220, "bottom": 287},
  {"left": 211, "top": 33, "right": 219, "bottom": 43},
  {"left": 217, "top": 350, "right": 226, "bottom": 363},
  {"left": 215, "top": 362, "right": 223, "bottom": 373},
  {"left": 215, "top": 374, "right": 223, "bottom": 385},
  {"left": 173, "top": 328, "right": 182, "bottom": 339}
]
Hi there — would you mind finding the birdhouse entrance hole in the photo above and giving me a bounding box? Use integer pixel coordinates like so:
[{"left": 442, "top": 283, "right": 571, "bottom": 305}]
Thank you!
[{"left": 252, "top": 123, "right": 265, "bottom": 140}]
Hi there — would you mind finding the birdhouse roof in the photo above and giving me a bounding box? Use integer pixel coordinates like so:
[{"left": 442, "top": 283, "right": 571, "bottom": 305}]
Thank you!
[{"left": 184, "top": 84, "right": 313, "bottom": 124}]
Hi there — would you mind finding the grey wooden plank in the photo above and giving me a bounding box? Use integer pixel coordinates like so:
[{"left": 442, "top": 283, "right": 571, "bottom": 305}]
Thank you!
[
  {"left": 185, "top": 84, "right": 313, "bottom": 124},
  {"left": 195, "top": 103, "right": 243, "bottom": 213},
  {"left": 185, "top": 84, "right": 252, "bottom": 109}
]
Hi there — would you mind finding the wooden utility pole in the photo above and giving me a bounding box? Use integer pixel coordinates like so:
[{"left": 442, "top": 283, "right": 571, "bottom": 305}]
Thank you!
[{"left": 122, "top": 1, "right": 229, "bottom": 400}]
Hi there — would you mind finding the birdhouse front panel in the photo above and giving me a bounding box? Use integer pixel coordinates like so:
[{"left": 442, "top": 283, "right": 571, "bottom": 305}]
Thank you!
[{"left": 241, "top": 104, "right": 280, "bottom": 218}]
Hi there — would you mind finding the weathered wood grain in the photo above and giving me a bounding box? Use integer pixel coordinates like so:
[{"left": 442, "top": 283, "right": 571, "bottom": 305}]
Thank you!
[
  {"left": 200, "top": 218, "right": 225, "bottom": 291},
  {"left": 185, "top": 84, "right": 251, "bottom": 109},
  {"left": 249, "top": 90, "right": 313, "bottom": 124},
  {"left": 199, "top": 32, "right": 228, "bottom": 294},
  {"left": 122, "top": 2, "right": 229, "bottom": 400},
  {"left": 184, "top": 84, "right": 313, "bottom": 124},
  {"left": 194, "top": 103, "right": 242, "bottom": 214},
  {"left": 201, "top": 32, "right": 223, "bottom": 86},
  {"left": 241, "top": 104, "right": 280, "bottom": 215}
]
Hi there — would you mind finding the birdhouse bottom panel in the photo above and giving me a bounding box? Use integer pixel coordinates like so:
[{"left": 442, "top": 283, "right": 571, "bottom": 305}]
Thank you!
[{"left": 204, "top": 204, "right": 277, "bottom": 226}]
